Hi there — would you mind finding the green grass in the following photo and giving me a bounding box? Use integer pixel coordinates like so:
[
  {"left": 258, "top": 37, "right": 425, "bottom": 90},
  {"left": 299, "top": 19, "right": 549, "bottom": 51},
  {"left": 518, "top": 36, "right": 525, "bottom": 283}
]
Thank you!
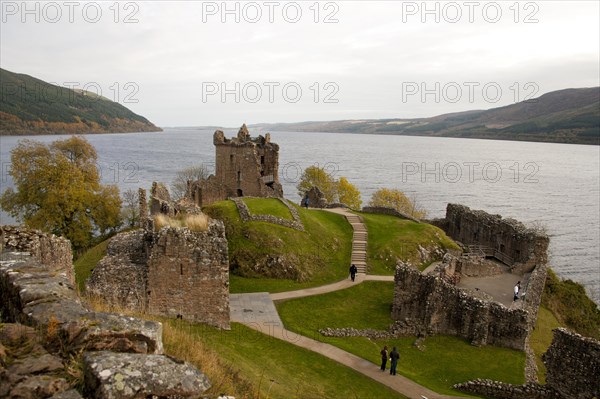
[
  {"left": 529, "top": 306, "right": 562, "bottom": 383},
  {"left": 277, "top": 281, "right": 525, "bottom": 395},
  {"left": 204, "top": 200, "right": 353, "bottom": 293},
  {"left": 542, "top": 268, "right": 600, "bottom": 339},
  {"left": 243, "top": 197, "right": 294, "bottom": 220},
  {"left": 73, "top": 239, "right": 109, "bottom": 292},
  {"left": 359, "top": 212, "right": 460, "bottom": 274},
  {"left": 167, "top": 320, "right": 408, "bottom": 399}
]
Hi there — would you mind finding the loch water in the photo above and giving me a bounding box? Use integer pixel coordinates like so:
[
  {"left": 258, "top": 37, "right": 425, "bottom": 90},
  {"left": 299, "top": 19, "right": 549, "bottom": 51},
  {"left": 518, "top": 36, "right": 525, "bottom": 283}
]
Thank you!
[{"left": 1, "top": 128, "right": 598, "bottom": 304}]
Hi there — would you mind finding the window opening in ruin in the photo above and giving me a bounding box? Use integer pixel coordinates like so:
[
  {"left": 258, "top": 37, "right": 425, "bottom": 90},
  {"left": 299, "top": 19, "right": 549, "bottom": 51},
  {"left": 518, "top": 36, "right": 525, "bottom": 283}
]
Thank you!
[
  {"left": 266, "top": 182, "right": 274, "bottom": 189},
  {"left": 230, "top": 154, "right": 234, "bottom": 163},
  {"left": 261, "top": 155, "right": 265, "bottom": 164},
  {"left": 180, "top": 263, "right": 183, "bottom": 275},
  {"left": 237, "top": 171, "right": 241, "bottom": 182}
]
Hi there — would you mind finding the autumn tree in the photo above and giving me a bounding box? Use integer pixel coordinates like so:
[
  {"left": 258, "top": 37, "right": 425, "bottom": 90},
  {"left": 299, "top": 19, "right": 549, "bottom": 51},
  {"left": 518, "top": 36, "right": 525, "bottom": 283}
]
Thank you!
[
  {"left": 171, "top": 164, "right": 211, "bottom": 200},
  {"left": 1, "top": 136, "right": 122, "bottom": 249},
  {"left": 297, "top": 165, "right": 362, "bottom": 208},
  {"left": 296, "top": 165, "right": 338, "bottom": 203},
  {"left": 337, "top": 177, "right": 362, "bottom": 209},
  {"left": 369, "top": 188, "right": 427, "bottom": 219}
]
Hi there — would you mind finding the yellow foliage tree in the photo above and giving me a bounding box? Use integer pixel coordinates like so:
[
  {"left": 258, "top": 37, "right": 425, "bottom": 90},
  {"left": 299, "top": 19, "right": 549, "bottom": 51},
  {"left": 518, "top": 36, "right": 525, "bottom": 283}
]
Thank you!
[
  {"left": 1, "top": 136, "right": 122, "bottom": 249},
  {"left": 368, "top": 188, "right": 427, "bottom": 219},
  {"left": 337, "top": 177, "right": 362, "bottom": 209},
  {"left": 296, "top": 165, "right": 338, "bottom": 203}
]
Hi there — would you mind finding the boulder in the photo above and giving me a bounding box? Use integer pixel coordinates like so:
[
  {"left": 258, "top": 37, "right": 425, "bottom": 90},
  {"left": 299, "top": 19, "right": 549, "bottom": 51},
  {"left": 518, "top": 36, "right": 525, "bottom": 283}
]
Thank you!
[{"left": 83, "top": 351, "right": 211, "bottom": 398}]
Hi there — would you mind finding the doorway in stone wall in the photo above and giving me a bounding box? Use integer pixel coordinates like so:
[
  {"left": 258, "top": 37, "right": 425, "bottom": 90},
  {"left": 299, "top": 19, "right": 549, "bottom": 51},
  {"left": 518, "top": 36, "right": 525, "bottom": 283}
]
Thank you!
[{"left": 237, "top": 189, "right": 243, "bottom": 197}]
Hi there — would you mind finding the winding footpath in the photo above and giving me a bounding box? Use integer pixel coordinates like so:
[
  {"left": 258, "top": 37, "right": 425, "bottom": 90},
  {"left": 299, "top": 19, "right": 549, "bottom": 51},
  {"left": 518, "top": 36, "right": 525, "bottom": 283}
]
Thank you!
[{"left": 230, "top": 208, "right": 468, "bottom": 399}]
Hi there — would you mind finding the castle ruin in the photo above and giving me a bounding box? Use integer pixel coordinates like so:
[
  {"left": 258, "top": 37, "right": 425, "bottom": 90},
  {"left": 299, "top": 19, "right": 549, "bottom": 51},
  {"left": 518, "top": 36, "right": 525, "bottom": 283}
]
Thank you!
[
  {"left": 86, "top": 184, "right": 230, "bottom": 329},
  {"left": 392, "top": 204, "right": 550, "bottom": 352},
  {"left": 187, "top": 124, "right": 283, "bottom": 207}
]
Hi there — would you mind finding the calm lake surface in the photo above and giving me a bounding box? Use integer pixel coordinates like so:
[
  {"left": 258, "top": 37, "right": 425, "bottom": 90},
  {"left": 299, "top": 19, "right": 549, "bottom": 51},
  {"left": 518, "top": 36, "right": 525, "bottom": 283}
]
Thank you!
[{"left": 1, "top": 129, "right": 599, "bottom": 304}]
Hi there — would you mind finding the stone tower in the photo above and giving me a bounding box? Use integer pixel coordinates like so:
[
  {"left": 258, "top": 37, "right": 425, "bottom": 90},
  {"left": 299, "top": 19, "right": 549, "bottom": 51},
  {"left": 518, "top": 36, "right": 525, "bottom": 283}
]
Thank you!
[{"left": 188, "top": 124, "right": 283, "bottom": 207}]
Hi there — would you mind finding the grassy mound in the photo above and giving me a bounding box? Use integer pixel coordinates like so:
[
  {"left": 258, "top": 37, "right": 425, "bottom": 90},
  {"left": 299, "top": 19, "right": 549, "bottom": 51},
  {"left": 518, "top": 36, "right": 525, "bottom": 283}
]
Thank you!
[
  {"left": 243, "top": 197, "right": 294, "bottom": 220},
  {"left": 359, "top": 213, "right": 460, "bottom": 274},
  {"left": 277, "top": 281, "right": 525, "bottom": 395},
  {"left": 204, "top": 200, "right": 353, "bottom": 293}
]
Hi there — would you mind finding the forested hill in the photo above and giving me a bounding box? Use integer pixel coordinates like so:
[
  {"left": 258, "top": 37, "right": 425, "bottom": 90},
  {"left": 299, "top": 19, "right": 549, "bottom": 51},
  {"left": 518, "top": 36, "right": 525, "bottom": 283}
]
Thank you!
[
  {"left": 252, "top": 87, "right": 600, "bottom": 145},
  {"left": 0, "top": 68, "right": 161, "bottom": 135}
]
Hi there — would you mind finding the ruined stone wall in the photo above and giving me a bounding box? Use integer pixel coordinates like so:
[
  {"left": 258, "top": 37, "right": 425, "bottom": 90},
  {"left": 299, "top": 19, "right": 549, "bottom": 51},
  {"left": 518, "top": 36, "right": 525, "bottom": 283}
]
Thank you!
[
  {"left": 0, "top": 228, "right": 211, "bottom": 398},
  {"left": 86, "top": 230, "right": 149, "bottom": 310},
  {"left": 455, "top": 328, "right": 600, "bottom": 399},
  {"left": 454, "top": 380, "right": 563, "bottom": 399},
  {"left": 0, "top": 225, "right": 73, "bottom": 285},
  {"left": 188, "top": 175, "right": 228, "bottom": 208},
  {"left": 522, "top": 262, "right": 548, "bottom": 329},
  {"left": 392, "top": 264, "right": 529, "bottom": 350},
  {"left": 544, "top": 328, "right": 600, "bottom": 399},
  {"left": 444, "top": 204, "right": 549, "bottom": 273},
  {"left": 147, "top": 220, "right": 230, "bottom": 329}
]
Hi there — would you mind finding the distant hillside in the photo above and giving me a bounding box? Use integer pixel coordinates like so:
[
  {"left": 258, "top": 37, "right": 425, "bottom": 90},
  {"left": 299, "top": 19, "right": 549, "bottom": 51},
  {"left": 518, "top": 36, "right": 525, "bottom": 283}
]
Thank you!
[
  {"left": 252, "top": 87, "right": 600, "bottom": 145},
  {"left": 0, "top": 68, "right": 161, "bottom": 135}
]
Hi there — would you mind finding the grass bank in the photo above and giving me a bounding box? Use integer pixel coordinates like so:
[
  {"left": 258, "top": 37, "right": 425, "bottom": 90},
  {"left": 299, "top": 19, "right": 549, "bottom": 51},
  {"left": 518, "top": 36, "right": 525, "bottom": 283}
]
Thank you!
[
  {"left": 204, "top": 200, "right": 353, "bottom": 293},
  {"left": 276, "top": 281, "right": 525, "bottom": 395},
  {"left": 73, "top": 239, "right": 109, "bottom": 292},
  {"left": 359, "top": 212, "right": 460, "bottom": 274}
]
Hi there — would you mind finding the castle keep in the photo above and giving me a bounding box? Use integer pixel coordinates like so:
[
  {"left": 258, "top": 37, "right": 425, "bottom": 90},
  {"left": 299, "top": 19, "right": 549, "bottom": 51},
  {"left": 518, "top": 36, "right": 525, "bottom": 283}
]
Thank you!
[{"left": 188, "top": 124, "right": 283, "bottom": 207}]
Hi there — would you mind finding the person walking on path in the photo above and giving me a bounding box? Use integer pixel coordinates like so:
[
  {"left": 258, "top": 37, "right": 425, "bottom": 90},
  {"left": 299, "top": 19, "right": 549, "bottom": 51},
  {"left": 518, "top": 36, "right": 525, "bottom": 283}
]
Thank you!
[
  {"left": 380, "top": 346, "right": 388, "bottom": 371},
  {"left": 349, "top": 264, "right": 358, "bottom": 282},
  {"left": 514, "top": 281, "right": 521, "bottom": 301},
  {"left": 389, "top": 347, "right": 400, "bottom": 376}
]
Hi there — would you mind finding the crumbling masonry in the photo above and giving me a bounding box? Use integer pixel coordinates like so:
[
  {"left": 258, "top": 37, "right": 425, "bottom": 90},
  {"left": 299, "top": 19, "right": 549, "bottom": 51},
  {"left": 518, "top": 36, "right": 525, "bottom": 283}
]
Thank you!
[
  {"left": 87, "top": 184, "right": 230, "bottom": 329},
  {"left": 392, "top": 204, "right": 549, "bottom": 351},
  {"left": 187, "top": 124, "right": 283, "bottom": 207}
]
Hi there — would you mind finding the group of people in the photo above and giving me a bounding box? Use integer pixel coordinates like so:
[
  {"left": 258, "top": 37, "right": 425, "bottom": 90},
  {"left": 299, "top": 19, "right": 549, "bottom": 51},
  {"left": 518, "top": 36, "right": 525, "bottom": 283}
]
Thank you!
[{"left": 379, "top": 346, "right": 400, "bottom": 375}]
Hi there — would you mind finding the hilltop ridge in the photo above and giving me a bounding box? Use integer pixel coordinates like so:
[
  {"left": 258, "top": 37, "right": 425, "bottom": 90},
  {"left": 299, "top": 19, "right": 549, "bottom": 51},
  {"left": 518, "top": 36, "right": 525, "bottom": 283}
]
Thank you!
[
  {"left": 0, "top": 68, "right": 161, "bottom": 135},
  {"left": 252, "top": 87, "right": 600, "bottom": 145}
]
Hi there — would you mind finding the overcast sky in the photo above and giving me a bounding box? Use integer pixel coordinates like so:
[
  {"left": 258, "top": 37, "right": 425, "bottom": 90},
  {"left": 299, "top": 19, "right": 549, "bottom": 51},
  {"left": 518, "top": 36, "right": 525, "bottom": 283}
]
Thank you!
[{"left": 1, "top": 0, "right": 599, "bottom": 127}]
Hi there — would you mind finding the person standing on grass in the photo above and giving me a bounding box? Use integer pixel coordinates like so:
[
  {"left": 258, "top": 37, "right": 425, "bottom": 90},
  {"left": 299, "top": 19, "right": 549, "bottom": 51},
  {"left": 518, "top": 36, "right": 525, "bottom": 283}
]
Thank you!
[
  {"left": 349, "top": 264, "right": 358, "bottom": 282},
  {"left": 380, "top": 346, "right": 388, "bottom": 371},
  {"left": 389, "top": 346, "right": 400, "bottom": 375}
]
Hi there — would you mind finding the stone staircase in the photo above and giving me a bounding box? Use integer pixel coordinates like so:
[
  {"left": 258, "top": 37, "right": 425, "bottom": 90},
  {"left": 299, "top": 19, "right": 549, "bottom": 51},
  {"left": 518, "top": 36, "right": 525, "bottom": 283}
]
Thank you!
[{"left": 346, "top": 213, "right": 368, "bottom": 274}]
